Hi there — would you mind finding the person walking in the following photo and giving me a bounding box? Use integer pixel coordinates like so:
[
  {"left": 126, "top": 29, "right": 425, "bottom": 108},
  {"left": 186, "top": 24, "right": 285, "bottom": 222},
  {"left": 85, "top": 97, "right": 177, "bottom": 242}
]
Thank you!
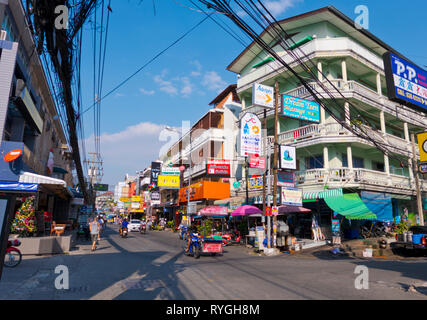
[
  {"left": 98, "top": 216, "right": 104, "bottom": 240},
  {"left": 89, "top": 217, "right": 100, "bottom": 252}
]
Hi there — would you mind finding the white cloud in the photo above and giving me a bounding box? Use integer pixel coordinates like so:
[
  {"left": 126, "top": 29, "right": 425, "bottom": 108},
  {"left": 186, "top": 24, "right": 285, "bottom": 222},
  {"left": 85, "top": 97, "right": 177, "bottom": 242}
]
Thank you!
[
  {"left": 236, "top": 0, "right": 302, "bottom": 17},
  {"left": 180, "top": 77, "right": 193, "bottom": 97},
  {"left": 190, "top": 60, "right": 202, "bottom": 77},
  {"left": 139, "top": 88, "right": 155, "bottom": 95},
  {"left": 114, "top": 93, "right": 125, "bottom": 98},
  {"left": 82, "top": 122, "right": 173, "bottom": 185},
  {"left": 154, "top": 74, "right": 178, "bottom": 95},
  {"left": 202, "top": 71, "right": 227, "bottom": 92}
]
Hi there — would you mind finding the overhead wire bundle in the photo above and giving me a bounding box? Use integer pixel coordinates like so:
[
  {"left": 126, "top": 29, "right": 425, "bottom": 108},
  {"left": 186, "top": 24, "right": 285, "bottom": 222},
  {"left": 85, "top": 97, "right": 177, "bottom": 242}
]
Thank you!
[{"left": 195, "top": 0, "right": 426, "bottom": 168}]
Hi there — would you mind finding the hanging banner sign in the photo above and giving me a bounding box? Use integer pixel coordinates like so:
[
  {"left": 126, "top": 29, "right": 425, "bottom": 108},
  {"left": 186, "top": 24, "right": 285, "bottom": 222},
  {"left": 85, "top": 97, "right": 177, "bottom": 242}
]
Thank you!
[
  {"left": 383, "top": 52, "right": 427, "bottom": 111},
  {"left": 417, "top": 132, "right": 427, "bottom": 162},
  {"left": 240, "top": 113, "right": 262, "bottom": 156},
  {"left": 272, "top": 206, "right": 279, "bottom": 216},
  {"left": 161, "top": 167, "right": 180, "bottom": 176},
  {"left": 277, "top": 171, "right": 295, "bottom": 187},
  {"left": 265, "top": 206, "right": 272, "bottom": 216},
  {"left": 206, "top": 159, "right": 230, "bottom": 177},
  {"left": 150, "top": 162, "right": 162, "bottom": 189},
  {"left": 150, "top": 192, "right": 161, "bottom": 205},
  {"left": 250, "top": 156, "right": 265, "bottom": 169},
  {"left": 282, "top": 94, "right": 320, "bottom": 123},
  {"left": 280, "top": 145, "right": 296, "bottom": 170},
  {"left": 158, "top": 175, "right": 180, "bottom": 189},
  {"left": 281, "top": 187, "right": 302, "bottom": 206},
  {"left": 248, "top": 176, "right": 263, "bottom": 189},
  {"left": 252, "top": 83, "right": 274, "bottom": 108}
]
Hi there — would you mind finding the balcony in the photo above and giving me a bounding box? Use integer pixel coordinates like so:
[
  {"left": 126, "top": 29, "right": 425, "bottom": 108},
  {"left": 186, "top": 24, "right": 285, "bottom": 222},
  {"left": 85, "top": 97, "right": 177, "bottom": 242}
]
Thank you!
[
  {"left": 237, "top": 37, "right": 385, "bottom": 90},
  {"left": 183, "top": 160, "right": 207, "bottom": 180},
  {"left": 276, "top": 121, "right": 414, "bottom": 158},
  {"left": 295, "top": 168, "right": 427, "bottom": 195}
]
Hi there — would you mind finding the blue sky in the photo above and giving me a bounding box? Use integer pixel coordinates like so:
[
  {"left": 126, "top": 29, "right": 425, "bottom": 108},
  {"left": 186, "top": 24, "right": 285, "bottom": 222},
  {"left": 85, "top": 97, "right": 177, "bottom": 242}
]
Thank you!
[{"left": 77, "top": 0, "right": 427, "bottom": 186}]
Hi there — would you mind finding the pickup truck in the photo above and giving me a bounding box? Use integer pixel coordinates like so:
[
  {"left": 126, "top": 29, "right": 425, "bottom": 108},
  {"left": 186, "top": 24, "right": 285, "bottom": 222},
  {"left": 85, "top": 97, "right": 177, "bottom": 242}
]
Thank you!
[{"left": 390, "top": 226, "right": 427, "bottom": 256}]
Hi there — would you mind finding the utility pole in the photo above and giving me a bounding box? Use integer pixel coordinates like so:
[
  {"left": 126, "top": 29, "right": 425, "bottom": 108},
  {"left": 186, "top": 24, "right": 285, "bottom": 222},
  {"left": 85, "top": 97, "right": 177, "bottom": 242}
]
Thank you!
[
  {"left": 245, "top": 157, "right": 249, "bottom": 205},
  {"left": 263, "top": 109, "right": 271, "bottom": 248},
  {"left": 411, "top": 134, "right": 425, "bottom": 226},
  {"left": 272, "top": 80, "right": 280, "bottom": 247},
  {"left": 85, "top": 152, "right": 104, "bottom": 210}
]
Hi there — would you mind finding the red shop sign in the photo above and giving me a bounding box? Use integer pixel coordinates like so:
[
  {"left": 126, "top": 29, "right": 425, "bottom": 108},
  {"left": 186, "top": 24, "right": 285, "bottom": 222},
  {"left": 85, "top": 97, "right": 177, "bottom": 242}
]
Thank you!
[
  {"left": 250, "top": 156, "right": 265, "bottom": 169},
  {"left": 206, "top": 159, "right": 230, "bottom": 177}
]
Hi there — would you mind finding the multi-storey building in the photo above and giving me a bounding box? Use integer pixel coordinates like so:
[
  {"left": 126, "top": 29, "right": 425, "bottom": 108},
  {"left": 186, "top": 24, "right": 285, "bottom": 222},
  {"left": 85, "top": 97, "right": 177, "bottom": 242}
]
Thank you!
[
  {"left": 159, "top": 85, "right": 242, "bottom": 217},
  {"left": 227, "top": 6, "right": 427, "bottom": 237},
  {"left": 0, "top": 0, "right": 74, "bottom": 222}
]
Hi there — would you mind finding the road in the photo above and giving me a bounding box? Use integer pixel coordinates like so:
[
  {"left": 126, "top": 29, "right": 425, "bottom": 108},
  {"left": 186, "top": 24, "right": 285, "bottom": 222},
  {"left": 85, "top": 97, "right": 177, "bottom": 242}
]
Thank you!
[{"left": 0, "top": 224, "right": 426, "bottom": 300}]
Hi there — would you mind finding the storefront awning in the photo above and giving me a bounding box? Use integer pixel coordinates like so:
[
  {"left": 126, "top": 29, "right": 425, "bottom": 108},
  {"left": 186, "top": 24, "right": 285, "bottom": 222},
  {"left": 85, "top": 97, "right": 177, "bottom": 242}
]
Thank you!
[
  {"left": 0, "top": 181, "right": 38, "bottom": 192},
  {"left": 19, "top": 171, "right": 66, "bottom": 186},
  {"left": 214, "top": 196, "right": 245, "bottom": 206},
  {"left": 303, "top": 188, "right": 343, "bottom": 200},
  {"left": 324, "top": 193, "right": 377, "bottom": 220}
]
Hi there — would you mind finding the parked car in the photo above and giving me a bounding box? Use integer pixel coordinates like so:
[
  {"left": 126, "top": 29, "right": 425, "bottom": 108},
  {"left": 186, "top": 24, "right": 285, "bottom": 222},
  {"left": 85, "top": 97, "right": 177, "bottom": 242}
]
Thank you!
[
  {"left": 128, "top": 219, "right": 142, "bottom": 232},
  {"left": 391, "top": 226, "right": 427, "bottom": 256}
]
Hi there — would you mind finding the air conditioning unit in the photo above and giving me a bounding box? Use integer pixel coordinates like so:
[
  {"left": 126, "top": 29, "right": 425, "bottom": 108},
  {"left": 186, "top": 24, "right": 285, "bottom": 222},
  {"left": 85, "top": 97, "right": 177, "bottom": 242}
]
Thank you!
[{"left": 0, "top": 30, "right": 6, "bottom": 41}]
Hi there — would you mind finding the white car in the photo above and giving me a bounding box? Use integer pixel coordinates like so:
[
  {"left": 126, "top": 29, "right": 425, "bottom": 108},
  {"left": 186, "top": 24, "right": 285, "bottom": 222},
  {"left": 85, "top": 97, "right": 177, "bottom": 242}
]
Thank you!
[{"left": 128, "top": 219, "right": 142, "bottom": 232}]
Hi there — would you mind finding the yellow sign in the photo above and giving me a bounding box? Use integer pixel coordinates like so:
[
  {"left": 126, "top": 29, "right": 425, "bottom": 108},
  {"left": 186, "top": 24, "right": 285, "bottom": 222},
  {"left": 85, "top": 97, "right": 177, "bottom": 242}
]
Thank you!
[
  {"left": 158, "top": 175, "right": 180, "bottom": 189},
  {"left": 417, "top": 132, "right": 427, "bottom": 162},
  {"left": 131, "top": 196, "right": 140, "bottom": 202},
  {"left": 120, "top": 197, "right": 129, "bottom": 202}
]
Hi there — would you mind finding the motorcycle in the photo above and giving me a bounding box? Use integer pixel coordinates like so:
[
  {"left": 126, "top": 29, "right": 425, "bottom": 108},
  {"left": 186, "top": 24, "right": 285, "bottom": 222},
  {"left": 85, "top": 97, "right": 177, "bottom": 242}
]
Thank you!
[
  {"left": 4, "top": 239, "right": 22, "bottom": 268},
  {"left": 120, "top": 227, "right": 128, "bottom": 238},
  {"left": 140, "top": 222, "right": 146, "bottom": 234},
  {"left": 184, "top": 233, "right": 202, "bottom": 259}
]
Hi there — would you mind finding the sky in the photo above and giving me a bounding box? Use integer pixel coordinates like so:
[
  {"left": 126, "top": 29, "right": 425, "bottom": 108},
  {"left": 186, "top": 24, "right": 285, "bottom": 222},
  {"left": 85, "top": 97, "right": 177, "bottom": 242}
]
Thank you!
[{"left": 77, "top": 0, "right": 427, "bottom": 187}]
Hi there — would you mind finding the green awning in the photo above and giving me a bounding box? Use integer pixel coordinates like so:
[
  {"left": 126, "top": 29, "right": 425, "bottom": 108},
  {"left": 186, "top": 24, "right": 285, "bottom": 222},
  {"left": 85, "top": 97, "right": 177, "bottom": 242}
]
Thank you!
[
  {"left": 303, "top": 188, "right": 342, "bottom": 200},
  {"left": 324, "top": 193, "right": 377, "bottom": 220},
  {"left": 252, "top": 56, "right": 275, "bottom": 68}
]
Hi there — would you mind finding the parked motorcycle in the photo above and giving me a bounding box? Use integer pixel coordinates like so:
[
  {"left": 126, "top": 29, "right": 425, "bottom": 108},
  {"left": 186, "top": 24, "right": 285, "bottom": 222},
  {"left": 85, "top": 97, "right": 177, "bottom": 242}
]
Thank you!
[
  {"left": 76, "top": 223, "right": 90, "bottom": 241},
  {"left": 4, "top": 239, "right": 22, "bottom": 268}
]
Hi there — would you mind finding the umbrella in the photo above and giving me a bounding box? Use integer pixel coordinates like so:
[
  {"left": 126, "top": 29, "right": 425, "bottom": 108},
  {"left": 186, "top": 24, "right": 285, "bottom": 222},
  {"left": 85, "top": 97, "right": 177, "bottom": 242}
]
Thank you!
[
  {"left": 278, "top": 205, "right": 311, "bottom": 214},
  {"left": 231, "top": 205, "right": 262, "bottom": 216}
]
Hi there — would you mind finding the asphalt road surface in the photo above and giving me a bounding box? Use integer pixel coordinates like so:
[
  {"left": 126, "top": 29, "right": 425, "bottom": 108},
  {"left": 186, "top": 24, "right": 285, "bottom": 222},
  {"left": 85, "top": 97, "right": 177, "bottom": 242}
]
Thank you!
[{"left": 1, "top": 224, "right": 426, "bottom": 300}]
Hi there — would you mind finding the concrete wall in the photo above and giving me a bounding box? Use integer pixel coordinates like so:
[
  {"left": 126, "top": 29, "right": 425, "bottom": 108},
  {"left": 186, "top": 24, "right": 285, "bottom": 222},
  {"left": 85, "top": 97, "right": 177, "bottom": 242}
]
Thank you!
[{"left": 11, "top": 234, "right": 75, "bottom": 255}]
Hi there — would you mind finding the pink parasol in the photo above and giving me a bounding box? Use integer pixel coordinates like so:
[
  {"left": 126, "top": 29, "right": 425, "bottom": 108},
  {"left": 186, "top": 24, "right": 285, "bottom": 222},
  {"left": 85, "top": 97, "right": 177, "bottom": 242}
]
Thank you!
[
  {"left": 278, "top": 205, "right": 311, "bottom": 214},
  {"left": 231, "top": 205, "right": 262, "bottom": 216}
]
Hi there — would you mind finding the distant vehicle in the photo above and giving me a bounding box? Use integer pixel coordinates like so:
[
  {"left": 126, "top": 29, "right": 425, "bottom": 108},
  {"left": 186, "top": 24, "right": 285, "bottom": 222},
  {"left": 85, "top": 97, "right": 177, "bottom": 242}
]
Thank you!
[
  {"left": 128, "top": 219, "right": 142, "bottom": 232},
  {"left": 391, "top": 226, "right": 427, "bottom": 256}
]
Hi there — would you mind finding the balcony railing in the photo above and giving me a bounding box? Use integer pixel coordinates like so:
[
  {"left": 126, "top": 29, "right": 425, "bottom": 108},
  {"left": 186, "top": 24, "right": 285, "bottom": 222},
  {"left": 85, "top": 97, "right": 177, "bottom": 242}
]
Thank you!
[
  {"left": 183, "top": 160, "right": 207, "bottom": 180},
  {"left": 295, "top": 168, "right": 423, "bottom": 192}
]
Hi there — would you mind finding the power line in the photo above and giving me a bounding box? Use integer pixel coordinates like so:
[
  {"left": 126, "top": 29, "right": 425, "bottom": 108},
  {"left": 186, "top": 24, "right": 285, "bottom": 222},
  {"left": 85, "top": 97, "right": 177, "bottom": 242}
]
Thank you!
[{"left": 79, "top": 13, "right": 213, "bottom": 117}]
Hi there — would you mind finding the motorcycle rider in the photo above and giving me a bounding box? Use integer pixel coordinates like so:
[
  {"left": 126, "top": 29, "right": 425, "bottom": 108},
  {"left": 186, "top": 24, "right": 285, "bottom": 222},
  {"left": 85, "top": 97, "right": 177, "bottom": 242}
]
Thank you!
[
  {"left": 120, "top": 217, "right": 129, "bottom": 236},
  {"left": 185, "top": 225, "right": 201, "bottom": 253}
]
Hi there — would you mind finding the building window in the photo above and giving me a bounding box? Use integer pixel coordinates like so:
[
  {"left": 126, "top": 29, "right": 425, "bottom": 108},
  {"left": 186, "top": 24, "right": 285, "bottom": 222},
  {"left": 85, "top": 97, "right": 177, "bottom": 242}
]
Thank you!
[
  {"left": 373, "top": 161, "right": 384, "bottom": 172},
  {"left": 306, "top": 155, "right": 323, "bottom": 169},
  {"left": 342, "top": 153, "right": 364, "bottom": 168}
]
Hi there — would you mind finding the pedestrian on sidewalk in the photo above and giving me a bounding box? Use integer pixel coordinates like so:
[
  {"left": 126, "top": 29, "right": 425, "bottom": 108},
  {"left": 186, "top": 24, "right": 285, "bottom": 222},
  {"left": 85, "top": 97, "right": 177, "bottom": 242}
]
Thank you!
[
  {"left": 98, "top": 216, "right": 104, "bottom": 240},
  {"left": 89, "top": 217, "right": 100, "bottom": 252}
]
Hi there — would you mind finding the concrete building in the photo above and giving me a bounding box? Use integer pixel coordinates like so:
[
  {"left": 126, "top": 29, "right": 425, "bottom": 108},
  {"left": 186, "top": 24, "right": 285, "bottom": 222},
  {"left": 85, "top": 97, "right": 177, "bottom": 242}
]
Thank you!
[
  {"left": 159, "top": 85, "right": 242, "bottom": 216},
  {"left": 227, "top": 6, "right": 427, "bottom": 237},
  {"left": 0, "top": 0, "right": 74, "bottom": 223}
]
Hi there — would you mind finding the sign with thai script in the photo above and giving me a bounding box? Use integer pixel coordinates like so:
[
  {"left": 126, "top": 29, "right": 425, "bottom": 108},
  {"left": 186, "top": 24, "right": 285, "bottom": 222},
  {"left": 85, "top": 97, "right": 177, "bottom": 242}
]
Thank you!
[
  {"left": 384, "top": 52, "right": 427, "bottom": 111},
  {"left": 158, "top": 175, "right": 180, "bottom": 189},
  {"left": 206, "top": 159, "right": 230, "bottom": 177},
  {"left": 250, "top": 156, "right": 265, "bottom": 169},
  {"left": 282, "top": 94, "right": 320, "bottom": 123},
  {"left": 277, "top": 171, "right": 295, "bottom": 187},
  {"left": 161, "top": 167, "right": 180, "bottom": 176},
  {"left": 248, "top": 176, "right": 263, "bottom": 189},
  {"left": 240, "top": 113, "right": 262, "bottom": 156},
  {"left": 281, "top": 187, "right": 302, "bottom": 206}
]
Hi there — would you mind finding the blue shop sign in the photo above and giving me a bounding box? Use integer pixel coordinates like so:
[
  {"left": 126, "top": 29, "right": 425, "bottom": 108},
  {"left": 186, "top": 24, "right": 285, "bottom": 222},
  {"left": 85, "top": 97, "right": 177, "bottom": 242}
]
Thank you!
[{"left": 282, "top": 94, "right": 320, "bottom": 123}]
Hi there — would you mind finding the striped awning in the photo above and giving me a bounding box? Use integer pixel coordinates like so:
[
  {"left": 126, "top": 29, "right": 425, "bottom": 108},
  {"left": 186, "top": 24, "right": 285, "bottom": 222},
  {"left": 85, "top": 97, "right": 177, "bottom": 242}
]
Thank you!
[{"left": 303, "top": 188, "right": 343, "bottom": 200}]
